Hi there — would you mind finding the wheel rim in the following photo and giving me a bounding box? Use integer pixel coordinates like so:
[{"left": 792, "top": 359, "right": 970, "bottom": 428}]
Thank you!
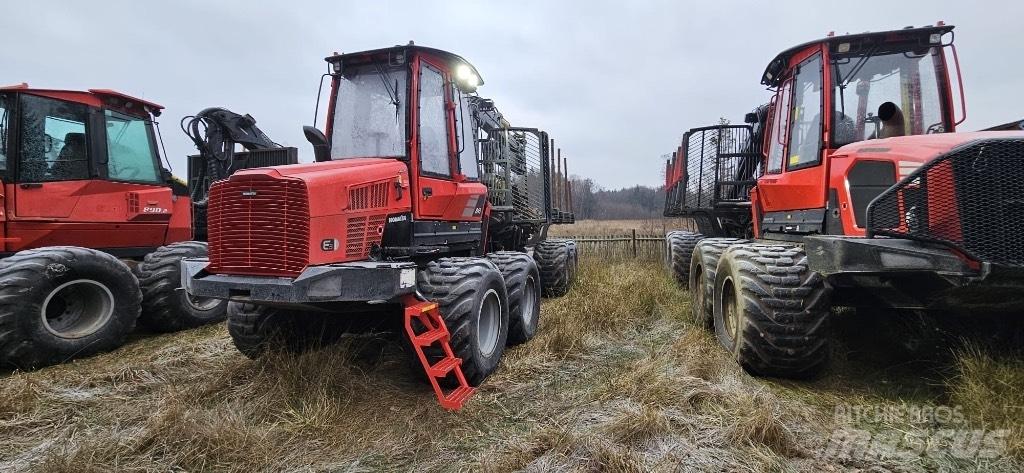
[
  {"left": 691, "top": 265, "right": 704, "bottom": 319},
  {"left": 521, "top": 276, "right": 539, "bottom": 327},
  {"left": 477, "top": 288, "right": 502, "bottom": 357},
  {"left": 721, "top": 277, "right": 740, "bottom": 343},
  {"left": 184, "top": 292, "right": 222, "bottom": 312},
  {"left": 41, "top": 279, "right": 115, "bottom": 339}
]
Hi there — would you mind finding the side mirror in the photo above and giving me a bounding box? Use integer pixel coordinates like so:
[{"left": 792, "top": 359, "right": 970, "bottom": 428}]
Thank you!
[
  {"left": 303, "top": 126, "right": 331, "bottom": 162},
  {"left": 744, "top": 112, "right": 759, "bottom": 124}
]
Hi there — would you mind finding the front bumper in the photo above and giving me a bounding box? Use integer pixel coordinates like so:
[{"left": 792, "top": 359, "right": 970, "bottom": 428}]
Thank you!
[
  {"left": 804, "top": 236, "right": 1024, "bottom": 311},
  {"left": 181, "top": 258, "right": 419, "bottom": 304}
]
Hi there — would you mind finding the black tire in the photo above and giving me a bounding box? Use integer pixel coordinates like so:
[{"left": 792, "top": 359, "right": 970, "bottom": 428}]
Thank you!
[
  {"left": 535, "top": 239, "right": 576, "bottom": 298},
  {"left": 0, "top": 247, "right": 141, "bottom": 369},
  {"left": 226, "top": 302, "right": 343, "bottom": 359},
  {"left": 712, "top": 243, "right": 831, "bottom": 378},
  {"left": 689, "top": 238, "right": 749, "bottom": 328},
  {"left": 487, "top": 252, "right": 541, "bottom": 345},
  {"left": 136, "top": 241, "right": 228, "bottom": 332},
  {"left": 417, "top": 258, "right": 509, "bottom": 386},
  {"left": 666, "top": 231, "right": 704, "bottom": 285}
]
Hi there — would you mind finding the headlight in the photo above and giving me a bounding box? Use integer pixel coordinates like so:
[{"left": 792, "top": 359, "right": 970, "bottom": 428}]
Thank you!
[{"left": 455, "top": 64, "right": 479, "bottom": 90}]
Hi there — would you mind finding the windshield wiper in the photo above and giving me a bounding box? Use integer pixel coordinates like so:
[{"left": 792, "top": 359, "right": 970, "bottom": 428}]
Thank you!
[
  {"left": 833, "top": 44, "right": 881, "bottom": 129},
  {"left": 838, "top": 44, "right": 880, "bottom": 89},
  {"left": 375, "top": 64, "right": 401, "bottom": 121},
  {"left": 833, "top": 62, "right": 847, "bottom": 118}
]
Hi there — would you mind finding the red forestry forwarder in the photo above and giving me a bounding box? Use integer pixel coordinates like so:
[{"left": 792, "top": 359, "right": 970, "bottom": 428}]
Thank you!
[
  {"left": 0, "top": 86, "right": 296, "bottom": 369},
  {"left": 182, "top": 44, "right": 578, "bottom": 409},
  {"left": 663, "top": 24, "right": 1024, "bottom": 377}
]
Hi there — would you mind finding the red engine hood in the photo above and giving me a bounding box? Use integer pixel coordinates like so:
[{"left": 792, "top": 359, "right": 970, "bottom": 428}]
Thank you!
[
  {"left": 833, "top": 131, "right": 1024, "bottom": 177},
  {"left": 227, "top": 158, "right": 409, "bottom": 217}
]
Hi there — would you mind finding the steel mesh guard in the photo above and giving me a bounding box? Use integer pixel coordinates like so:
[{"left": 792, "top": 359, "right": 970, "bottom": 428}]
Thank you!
[
  {"left": 866, "top": 138, "right": 1024, "bottom": 267},
  {"left": 480, "top": 128, "right": 548, "bottom": 222},
  {"left": 681, "top": 125, "right": 759, "bottom": 209}
]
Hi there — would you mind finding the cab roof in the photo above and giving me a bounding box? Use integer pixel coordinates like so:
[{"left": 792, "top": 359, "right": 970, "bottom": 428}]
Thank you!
[
  {"left": 324, "top": 43, "right": 484, "bottom": 86},
  {"left": 0, "top": 83, "right": 164, "bottom": 115},
  {"left": 761, "top": 24, "right": 954, "bottom": 87}
]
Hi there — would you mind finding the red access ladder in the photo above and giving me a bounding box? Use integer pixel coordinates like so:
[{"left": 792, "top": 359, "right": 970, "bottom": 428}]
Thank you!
[{"left": 402, "top": 296, "right": 475, "bottom": 410}]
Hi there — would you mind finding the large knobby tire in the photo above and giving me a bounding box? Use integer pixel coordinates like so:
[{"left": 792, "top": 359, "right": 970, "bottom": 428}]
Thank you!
[
  {"left": 665, "top": 231, "right": 704, "bottom": 285},
  {"left": 0, "top": 247, "right": 141, "bottom": 369},
  {"left": 487, "top": 251, "right": 541, "bottom": 345},
  {"left": 535, "top": 239, "right": 577, "bottom": 298},
  {"left": 226, "top": 302, "right": 344, "bottom": 359},
  {"left": 136, "top": 241, "right": 228, "bottom": 332},
  {"left": 713, "top": 243, "right": 831, "bottom": 378},
  {"left": 689, "top": 238, "right": 749, "bottom": 328},
  {"left": 417, "top": 258, "right": 509, "bottom": 386}
]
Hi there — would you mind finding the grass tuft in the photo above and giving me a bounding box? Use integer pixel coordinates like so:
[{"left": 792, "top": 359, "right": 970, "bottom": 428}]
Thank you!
[{"left": 947, "top": 344, "right": 1024, "bottom": 459}]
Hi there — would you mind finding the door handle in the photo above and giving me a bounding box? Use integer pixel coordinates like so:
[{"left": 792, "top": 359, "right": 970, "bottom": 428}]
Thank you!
[
  {"left": 19, "top": 183, "right": 42, "bottom": 189},
  {"left": 422, "top": 187, "right": 433, "bottom": 199}
]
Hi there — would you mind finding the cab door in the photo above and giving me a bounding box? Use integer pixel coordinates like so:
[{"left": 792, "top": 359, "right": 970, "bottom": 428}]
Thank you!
[
  {"left": 756, "top": 48, "right": 829, "bottom": 215},
  {"left": 413, "top": 58, "right": 460, "bottom": 219},
  {"left": 12, "top": 93, "right": 94, "bottom": 219}
]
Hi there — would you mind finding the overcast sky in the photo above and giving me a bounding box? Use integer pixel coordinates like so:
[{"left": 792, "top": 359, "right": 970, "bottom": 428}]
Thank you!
[{"left": 3, "top": 1, "right": 1021, "bottom": 189}]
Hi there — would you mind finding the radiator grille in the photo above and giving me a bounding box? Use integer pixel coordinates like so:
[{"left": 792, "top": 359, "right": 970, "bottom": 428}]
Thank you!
[
  {"left": 349, "top": 181, "right": 389, "bottom": 210},
  {"left": 345, "top": 214, "right": 387, "bottom": 258},
  {"left": 867, "top": 138, "right": 1024, "bottom": 267},
  {"left": 207, "top": 175, "right": 310, "bottom": 276}
]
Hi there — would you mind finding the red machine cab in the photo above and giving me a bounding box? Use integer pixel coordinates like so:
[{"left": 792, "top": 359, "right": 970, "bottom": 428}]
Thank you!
[{"left": 0, "top": 84, "right": 191, "bottom": 254}]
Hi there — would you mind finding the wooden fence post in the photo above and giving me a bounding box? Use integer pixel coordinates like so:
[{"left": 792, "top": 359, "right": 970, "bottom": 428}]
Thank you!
[{"left": 631, "top": 229, "right": 637, "bottom": 258}]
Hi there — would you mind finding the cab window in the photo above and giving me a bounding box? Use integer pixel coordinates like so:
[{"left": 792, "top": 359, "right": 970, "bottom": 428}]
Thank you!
[
  {"left": 832, "top": 47, "right": 947, "bottom": 145},
  {"left": 766, "top": 80, "right": 792, "bottom": 174},
  {"left": 104, "top": 110, "right": 161, "bottom": 183},
  {"left": 418, "top": 64, "right": 451, "bottom": 177},
  {"left": 786, "top": 54, "right": 823, "bottom": 170},
  {"left": 0, "top": 94, "right": 9, "bottom": 171},
  {"left": 454, "top": 89, "right": 479, "bottom": 179},
  {"left": 18, "top": 94, "right": 90, "bottom": 182}
]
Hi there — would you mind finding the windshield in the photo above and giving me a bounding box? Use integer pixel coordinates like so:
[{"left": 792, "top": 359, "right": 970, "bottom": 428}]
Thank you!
[
  {"left": 832, "top": 47, "right": 946, "bottom": 147},
  {"left": 330, "top": 63, "right": 408, "bottom": 159}
]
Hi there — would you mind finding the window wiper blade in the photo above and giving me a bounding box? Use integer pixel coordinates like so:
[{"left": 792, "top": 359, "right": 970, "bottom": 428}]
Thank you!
[
  {"left": 840, "top": 44, "right": 880, "bottom": 89},
  {"left": 375, "top": 64, "right": 400, "bottom": 107},
  {"left": 375, "top": 64, "right": 401, "bottom": 122},
  {"left": 833, "top": 62, "right": 847, "bottom": 117}
]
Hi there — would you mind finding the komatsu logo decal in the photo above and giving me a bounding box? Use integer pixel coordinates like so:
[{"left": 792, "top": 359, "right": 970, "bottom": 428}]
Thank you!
[
  {"left": 387, "top": 215, "right": 408, "bottom": 224},
  {"left": 241, "top": 190, "right": 257, "bottom": 197}
]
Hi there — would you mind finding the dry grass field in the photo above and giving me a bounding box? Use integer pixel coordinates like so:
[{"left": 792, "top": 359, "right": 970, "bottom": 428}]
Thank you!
[
  {"left": 1, "top": 240, "right": 1022, "bottom": 471},
  {"left": 548, "top": 218, "right": 697, "bottom": 238}
]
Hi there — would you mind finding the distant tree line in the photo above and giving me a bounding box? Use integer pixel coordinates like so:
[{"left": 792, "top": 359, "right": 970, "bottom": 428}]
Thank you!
[{"left": 568, "top": 177, "right": 664, "bottom": 220}]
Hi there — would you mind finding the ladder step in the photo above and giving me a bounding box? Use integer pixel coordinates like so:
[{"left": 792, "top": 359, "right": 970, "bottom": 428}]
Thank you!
[
  {"left": 428, "top": 357, "right": 462, "bottom": 377},
  {"left": 413, "top": 328, "right": 448, "bottom": 346},
  {"left": 407, "top": 301, "right": 438, "bottom": 314},
  {"left": 440, "top": 385, "right": 475, "bottom": 410}
]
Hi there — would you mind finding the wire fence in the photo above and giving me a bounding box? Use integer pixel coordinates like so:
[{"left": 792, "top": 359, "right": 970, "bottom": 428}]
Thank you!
[{"left": 563, "top": 229, "right": 666, "bottom": 262}]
